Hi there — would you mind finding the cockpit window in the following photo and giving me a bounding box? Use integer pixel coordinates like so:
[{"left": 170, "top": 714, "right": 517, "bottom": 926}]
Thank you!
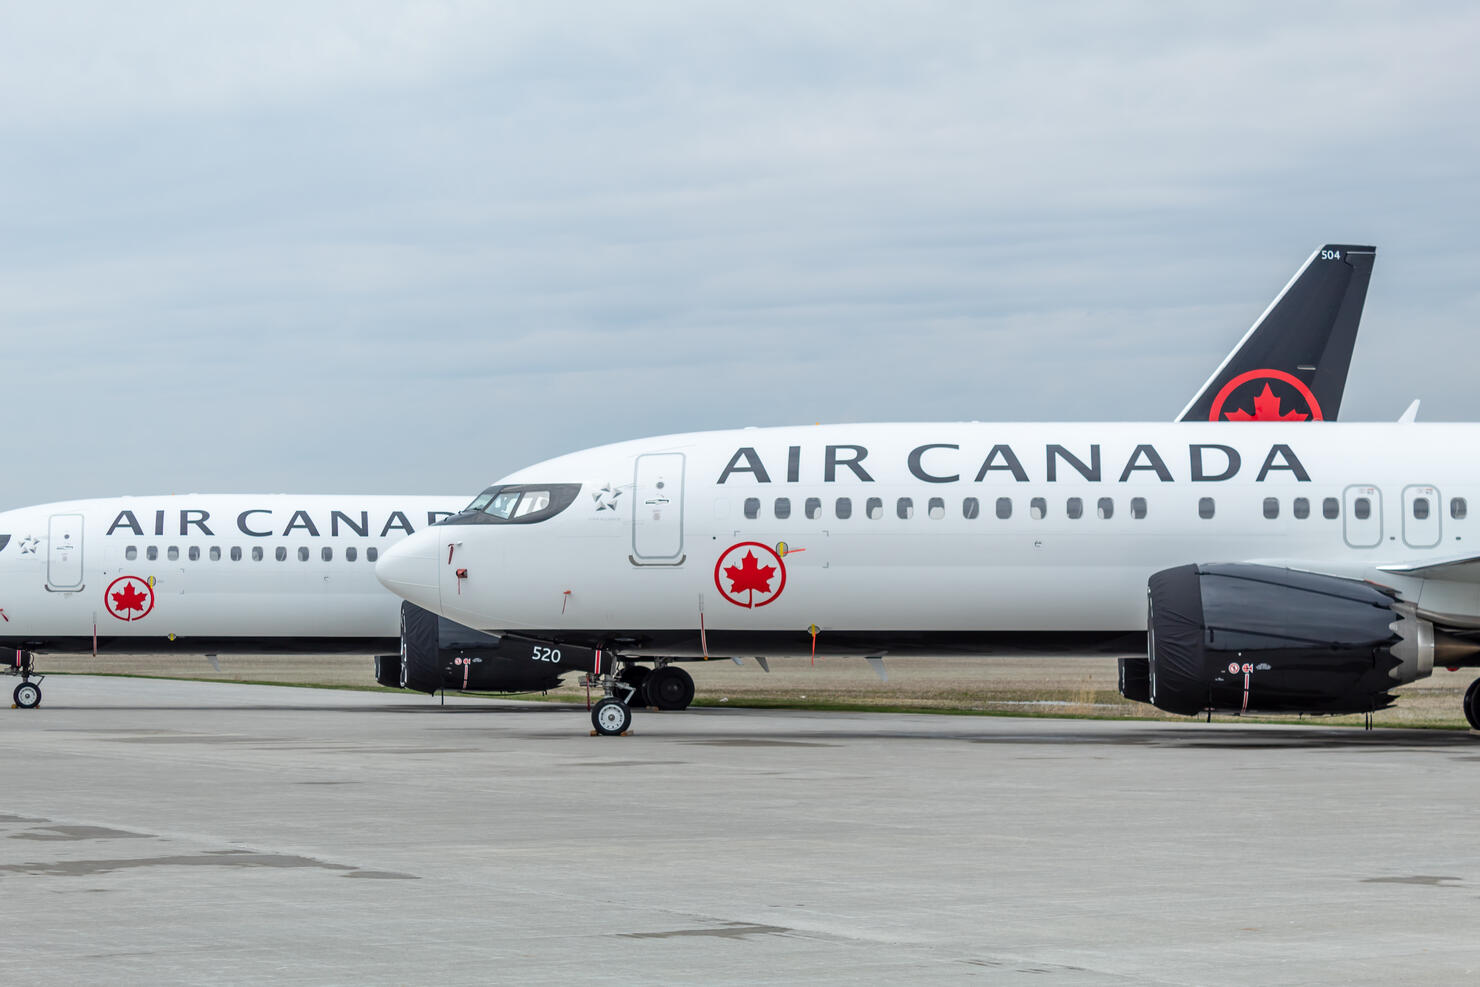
[
  {"left": 442, "top": 484, "right": 583, "bottom": 526},
  {"left": 485, "top": 491, "right": 523, "bottom": 519}
]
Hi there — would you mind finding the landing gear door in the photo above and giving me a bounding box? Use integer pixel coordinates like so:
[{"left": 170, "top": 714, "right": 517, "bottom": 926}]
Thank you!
[
  {"left": 631, "top": 453, "right": 685, "bottom": 565},
  {"left": 47, "top": 513, "right": 84, "bottom": 590},
  {"left": 1342, "top": 485, "right": 1382, "bottom": 549}
]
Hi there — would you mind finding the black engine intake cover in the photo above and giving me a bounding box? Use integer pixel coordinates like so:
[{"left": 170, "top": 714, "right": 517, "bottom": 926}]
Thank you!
[
  {"left": 1145, "top": 563, "right": 1400, "bottom": 716},
  {"left": 396, "top": 602, "right": 580, "bottom": 695}
]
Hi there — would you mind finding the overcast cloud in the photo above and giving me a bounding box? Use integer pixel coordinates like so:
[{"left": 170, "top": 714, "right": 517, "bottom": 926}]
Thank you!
[{"left": 2, "top": 2, "right": 1478, "bottom": 507}]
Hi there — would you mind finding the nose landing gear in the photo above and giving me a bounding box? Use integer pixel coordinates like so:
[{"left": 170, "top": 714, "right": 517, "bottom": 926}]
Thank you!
[
  {"left": 590, "top": 669, "right": 638, "bottom": 736},
  {"left": 7, "top": 651, "right": 41, "bottom": 709}
]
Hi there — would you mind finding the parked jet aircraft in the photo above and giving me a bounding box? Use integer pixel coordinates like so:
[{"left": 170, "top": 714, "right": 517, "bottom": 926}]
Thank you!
[
  {"left": 0, "top": 243, "right": 1378, "bottom": 712},
  {"left": 378, "top": 420, "right": 1480, "bottom": 735}
]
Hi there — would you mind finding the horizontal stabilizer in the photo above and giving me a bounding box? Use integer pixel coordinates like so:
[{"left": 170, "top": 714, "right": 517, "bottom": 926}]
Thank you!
[{"left": 1178, "top": 244, "right": 1376, "bottom": 422}]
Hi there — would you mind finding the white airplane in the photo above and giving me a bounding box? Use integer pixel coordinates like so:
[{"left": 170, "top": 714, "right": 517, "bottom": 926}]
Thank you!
[
  {"left": 0, "top": 243, "right": 1378, "bottom": 712},
  {"left": 378, "top": 421, "right": 1480, "bottom": 736}
]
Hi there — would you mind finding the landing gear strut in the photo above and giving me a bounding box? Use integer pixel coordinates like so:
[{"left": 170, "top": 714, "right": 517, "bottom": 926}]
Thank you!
[
  {"left": 6, "top": 651, "right": 41, "bottom": 709},
  {"left": 1464, "top": 678, "right": 1480, "bottom": 731}
]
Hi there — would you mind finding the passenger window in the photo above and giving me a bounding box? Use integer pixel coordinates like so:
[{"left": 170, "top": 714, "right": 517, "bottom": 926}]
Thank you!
[
  {"left": 1065, "top": 497, "right": 1083, "bottom": 520},
  {"left": 321, "top": 547, "right": 333, "bottom": 561},
  {"left": 1263, "top": 497, "right": 1279, "bottom": 520},
  {"left": 298, "top": 547, "right": 310, "bottom": 561},
  {"left": 1355, "top": 497, "right": 1371, "bottom": 520},
  {"left": 1097, "top": 497, "right": 1113, "bottom": 520},
  {"left": 147, "top": 546, "right": 158, "bottom": 561},
  {"left": 367, "top": 547, "right": 379, "bottom": 562},
  {"left": 1030, "top": 497, "right": 1046, "bottom": 520},
  {"left": 168, "top": 546, "right": 180, "bottom": 561},
  {"left": 743, "top": 498, "right": 760, "bottom": 520},
  {"left": 897, "top": 498, "right": 913, "bottom": 520},
  {"left": 1453, "top": 497, "right": 1468, "bottom": 520},
  {"left": 928, "top": 497, "right": 945, "bottom": 520},
  {"left": 230, "top": 547, "right": 242, "bottom": 561},
  {"left": 867, "top": 498, "right": 883, "bottom": 520},
  {"left": 188, "top": 546, "right": 200, "bottom": 562},
  {"left": 1198, "top": 497, "right": 1215, "bottom": 520},
  {"left": 774, "top": 497, "right": 791, "bottom": 520},
  {"left": 346, "top": 546, "right": 357, "bottom": 562},
  {"left": 1130, "top": 497, "right": 1147, "bottom": 520},
  {"left": 1293, "top": 497, "right": 1310, "bottom": 519},
  {"left": 275, "top": 547, "right": 287, "bottom": 562},
  {"left": 252, "top": 546, "right": 263, "bottom": 561},
  {"left": 996, "top": 497, "right": 1012, "bottom": 520},
  {"left": 210, "top": 546, "right": 221, "bottom": 561},
  {"left": 1413, "top": 497, "right": 1430, "bottom": 520},
  {"left": 962, "top": 497, "right": 980, "bottom": 520},
  {"left": 1323, "top": 497, "right": 1340, "bottom": 519},
  {"left": 125, "top": 546, "right": 137, "bottom": 561},
  {"left": 804, "top": 497, "right": 821, "bottom": 520},
  {"left": 835, "top": 497, "right": 852, "bottom": 520}
]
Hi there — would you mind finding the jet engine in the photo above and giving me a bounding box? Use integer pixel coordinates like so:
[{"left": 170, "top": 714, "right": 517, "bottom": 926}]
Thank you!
[
  {"left": 390, "top": 602, "right": 581, "bottom": 695},
  {"left": 1121, "top": 563, "right": 1450, "bottom": 716}
]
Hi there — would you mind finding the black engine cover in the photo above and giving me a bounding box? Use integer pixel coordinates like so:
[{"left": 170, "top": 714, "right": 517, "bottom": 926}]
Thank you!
[
  {"left": 1143, "top": 563, "right": 1400, "bottom": 715},
  {"left": 395, "top": 602, "right": 586, "bottom": 695}
]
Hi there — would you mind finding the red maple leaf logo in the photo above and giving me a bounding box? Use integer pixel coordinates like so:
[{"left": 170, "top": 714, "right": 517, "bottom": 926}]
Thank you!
[
  {"left": 1224, "top": 383, "right": 1309, "bottom": 422},
  {"left": 111, "top": 581, "right": 148, "bottom": 614},
  {"left": 723, "top": 551, "right": 776, "bottom": 605}
]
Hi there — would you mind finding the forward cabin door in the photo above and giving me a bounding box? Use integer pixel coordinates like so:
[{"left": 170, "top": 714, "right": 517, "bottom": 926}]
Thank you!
[
  {"left": 47, "top": 513, "right": 84, "bottom": 590},
  {"left": 631, "top": 453, "right": 685, "bottom": 565}
]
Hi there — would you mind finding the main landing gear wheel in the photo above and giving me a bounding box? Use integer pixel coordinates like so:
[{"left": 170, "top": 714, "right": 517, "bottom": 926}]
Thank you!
[
  {"left": 1464, "top": 678, "right": 1480, "bottom": 731},
  {"left": 13, "top": 682, "right": 40, "bottom": 709},
  {"left": 592, "top": 697, "right": 632, "bottom": 736},
  {"left": 619, "top": 665, "right": 651, "bottom": 704},
  {"left": 646, "top": 665, "right": 695, "bottom": 711}
]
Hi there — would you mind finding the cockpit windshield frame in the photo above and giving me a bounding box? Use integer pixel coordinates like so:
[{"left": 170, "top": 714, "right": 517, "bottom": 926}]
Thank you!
[{"left": 442, "top": 484, "right": 582, "bottom": 526}]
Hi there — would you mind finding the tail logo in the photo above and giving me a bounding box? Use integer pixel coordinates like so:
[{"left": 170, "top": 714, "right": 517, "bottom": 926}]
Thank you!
[{"left": 1209, "top": 369, "right": 1323, "bottom": 422}]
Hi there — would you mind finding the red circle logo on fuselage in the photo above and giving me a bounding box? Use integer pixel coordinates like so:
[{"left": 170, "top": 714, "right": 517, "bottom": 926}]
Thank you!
[
  {"left": 105, "top": 575, "right": 154, "bottom": 622},
  {"left": 1208, "top": 369, "right": 1323, "bottom": 422},
  {"left": 714, "top": 542, "right": 787, "bottom": 609}
]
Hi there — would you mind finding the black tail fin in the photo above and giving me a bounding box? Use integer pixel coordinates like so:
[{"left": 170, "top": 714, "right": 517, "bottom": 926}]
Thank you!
[{"left": 1177, "top": 244, "right": 1375, "bottom": 422}]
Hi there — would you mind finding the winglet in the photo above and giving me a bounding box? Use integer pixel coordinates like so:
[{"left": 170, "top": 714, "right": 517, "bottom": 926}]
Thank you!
[
  {"left": 1177, "top": 244, "right": 1376, "bottom": 422},
  {"left": 1398, "top": 399, "right": 1420, "bottom": 424}
]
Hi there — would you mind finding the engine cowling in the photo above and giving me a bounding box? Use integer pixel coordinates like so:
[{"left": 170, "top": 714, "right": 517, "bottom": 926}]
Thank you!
[
  {"left": 393, "top": 602, "right": 584, "bottom": 695},
  {"left": 1131, "top": 563, "right": 1423, "bottom": 716}
]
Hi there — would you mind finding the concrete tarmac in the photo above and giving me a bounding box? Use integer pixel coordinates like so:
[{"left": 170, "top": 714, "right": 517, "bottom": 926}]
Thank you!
[{"left": 2, "top": 676, "right": 1479, "bottom": 985}]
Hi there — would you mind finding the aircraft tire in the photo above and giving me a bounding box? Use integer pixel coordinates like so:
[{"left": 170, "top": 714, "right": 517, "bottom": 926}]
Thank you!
[
  {"left": 13, "top": 682, "right": 40, "bottom": 709},
  {"left": 592, "top": 697, "right": 631, "bottom": 735},
  {"left": 618, "top": 665, "right": 650, "bottom": 706},
  {"left": 1464, "top": 679, "right": 1480, "bottom": 731},
  {"left": 648, "top": 666, "right": 695, "bottom": 711}
]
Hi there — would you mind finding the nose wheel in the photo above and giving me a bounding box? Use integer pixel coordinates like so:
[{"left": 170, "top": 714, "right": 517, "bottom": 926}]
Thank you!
[
  {"left": 1464, "top": 678, "right": 1480, "bottom": 731},
  {"left": 7, "top": 651, "right": 41, "bottom": 709},
  {"left": 592, "top": 697, "right": 632, "bottom": 735}
]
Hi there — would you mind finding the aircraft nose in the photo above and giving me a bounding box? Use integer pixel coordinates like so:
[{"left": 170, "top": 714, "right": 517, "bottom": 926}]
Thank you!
[{"left": 376, "top": 531, "right": 442, "bottom": 612}]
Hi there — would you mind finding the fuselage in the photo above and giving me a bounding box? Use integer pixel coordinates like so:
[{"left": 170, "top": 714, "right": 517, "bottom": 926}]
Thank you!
[
  {"left": 376, "top": 422, "right": 1475, "bottom": 658},
  {"left": 0, "top": 495, "right": 465, "bottom": 654}
]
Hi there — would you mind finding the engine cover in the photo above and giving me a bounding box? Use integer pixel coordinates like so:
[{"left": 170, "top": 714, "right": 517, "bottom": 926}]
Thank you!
[
  {"left": 1143, "top": 563, "right": 1405, "bottom": 716},
  {"left": 395, "top": 602, "right": 585, "bottom": 695}
]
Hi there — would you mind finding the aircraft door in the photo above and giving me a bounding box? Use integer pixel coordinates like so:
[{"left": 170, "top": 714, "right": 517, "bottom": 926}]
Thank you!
[
  {"left": 1402, "top": 485, "right": 1441, "bottom": 548},
  {"left": 1342, "top": 485, "right": 1382, "bottom": 549},
  {"left": 631, "top": 453, "right": 685, "bottom": 565},
  {"left": 47, "top": 513, "right": 84, "bottom": 590}
]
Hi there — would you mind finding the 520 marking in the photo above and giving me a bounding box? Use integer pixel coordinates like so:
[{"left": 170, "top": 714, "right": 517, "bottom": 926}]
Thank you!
[{"left": 531, "top": 645, "right": 562, "bottom": 664}]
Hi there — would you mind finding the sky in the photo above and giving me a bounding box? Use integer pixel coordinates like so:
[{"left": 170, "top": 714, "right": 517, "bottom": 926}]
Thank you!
[{"left": 3, "top": 2, "right": 1479, "bottom": 508}]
